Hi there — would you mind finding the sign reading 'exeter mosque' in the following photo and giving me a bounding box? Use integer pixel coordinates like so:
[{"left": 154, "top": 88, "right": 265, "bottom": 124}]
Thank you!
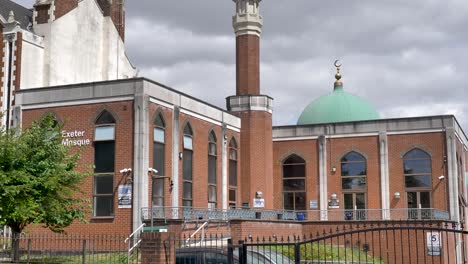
[{"left": 61, "top": 130, "right": 91, "bottom": 146}]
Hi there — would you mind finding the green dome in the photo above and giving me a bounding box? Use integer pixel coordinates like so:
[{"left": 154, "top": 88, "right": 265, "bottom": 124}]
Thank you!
[{"left": 297, "top": 85, "right": 380, "bottom": 125}]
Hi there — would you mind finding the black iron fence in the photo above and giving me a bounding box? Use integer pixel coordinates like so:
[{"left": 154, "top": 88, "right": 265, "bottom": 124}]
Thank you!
[
  {"left": 0, "top": 233, "right": 138, "bottom": 263},
  {"left": 170, "top": 222, "right": 468, "bottom": 263},
  {"left": 241, "top": 221, "right": 465, "bottom": 264}
]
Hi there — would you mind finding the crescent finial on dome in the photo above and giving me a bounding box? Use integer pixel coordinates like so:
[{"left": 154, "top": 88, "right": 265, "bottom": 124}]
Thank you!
[{"left": 334, "top": 60, "right": 343, "bottom": 89}]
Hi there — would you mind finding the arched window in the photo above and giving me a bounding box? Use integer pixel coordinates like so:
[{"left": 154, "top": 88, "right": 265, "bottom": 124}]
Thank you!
[
  {"left": 208, "top": 131, "right": 217, "bottom": 209},
  {"left": 93, "top": 110, "right": 116, "bottom": 217},
  {"left": 403, "top": 149, "right": 432, "bottom": 219},
  {"left": 229, "top": 138, "right": 238, "bottom": 208},
  {"left": 182, "top": 123, "right": 193, "bottom": 207},
  {"left": 152, "top": 113, "right": 166, "bottom": 207},
  {"left": 341, "top": 152, "right": 366, "bottom": 220},
  {"left": 282, "top": 155, "right": 306, "bottom": 211}
]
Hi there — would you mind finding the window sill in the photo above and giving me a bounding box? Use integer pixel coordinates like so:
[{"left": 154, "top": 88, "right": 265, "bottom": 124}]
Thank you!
[{"left": 90, "top": 216, "right": 115, "bottom": 222}]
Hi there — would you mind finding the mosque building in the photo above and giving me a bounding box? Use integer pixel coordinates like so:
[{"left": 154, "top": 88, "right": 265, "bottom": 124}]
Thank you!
[{"left": 1, "top": 0, "right": 467, "bottom": 240}]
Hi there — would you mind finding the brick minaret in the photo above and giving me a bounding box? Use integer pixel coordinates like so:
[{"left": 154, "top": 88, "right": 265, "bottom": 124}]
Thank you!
[{"left": 227, "top": 0, "right": 274, "bottom": 209}]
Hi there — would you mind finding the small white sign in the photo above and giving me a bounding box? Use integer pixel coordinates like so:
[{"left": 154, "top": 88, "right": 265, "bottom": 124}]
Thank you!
[
  {"left": 309, "top": 200, "right": 318, "bottom": 209},
  {"left": 118, "top": 185, "right": 132, "bottom": 208},
  {"left": 426, "top": 232, "right": 441, "bottom": 256},
  {"left": 253, "top": 198, "right": 265, "bottom": 208}
]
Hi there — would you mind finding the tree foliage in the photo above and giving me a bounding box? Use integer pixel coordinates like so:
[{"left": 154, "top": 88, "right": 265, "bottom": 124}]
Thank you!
[{"left": 0, "top": 114, "right": 89, "bottom": 234}]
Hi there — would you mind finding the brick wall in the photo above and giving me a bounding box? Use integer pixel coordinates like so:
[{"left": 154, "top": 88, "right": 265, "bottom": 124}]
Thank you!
[
  {"left": 236, "top": 35, "right": 260, "bottom": 95},
  {"left": 273, "top": 133, "right": 448, "bottom": 213},
  {"left": 177, "top": 112, "right": 240, "bottom": 209},
  {"left": 34, "top": 4, "right": 51, "bottom": 24},
  {"left": 388, "top": 133, "right": 447, "bottom": 211},
  {"left": 237, "top": 111, "right": 273, "bottom": 208},
  {"left": 23, "top": 101, "right": 135, "bottom": 236},
  {"left": 273, "top": 139, "right": 319, "bottom": 209},
  {"left": 54, "top": 0, "right": 79, "bottom": 20}
]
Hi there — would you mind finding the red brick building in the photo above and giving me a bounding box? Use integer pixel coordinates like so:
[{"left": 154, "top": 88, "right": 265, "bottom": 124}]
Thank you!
[{"left": 2, "top": 0, "right": 467, "bottom": 253}]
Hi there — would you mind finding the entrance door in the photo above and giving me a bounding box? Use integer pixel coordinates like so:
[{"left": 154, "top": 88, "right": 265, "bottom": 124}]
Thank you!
[
  {"left": 344, "top": 193, "right": 366, "bottom": 220},
  {"left": 407, "top": 192, "right": 431, "bottom": 219}
]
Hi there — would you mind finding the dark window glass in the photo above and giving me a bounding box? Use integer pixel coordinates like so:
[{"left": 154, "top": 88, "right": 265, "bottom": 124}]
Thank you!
[
  {"left": 95, "top": 175, "right": 113, "bottom": 194},
  {"left": 344, "top": 193, "right": 354, "bottom": 210},
  {"left": 154, "top": 113, "right": 165, "bottom": 127},
  {"left": 183, "top": 124, "right": 193, "bottom": 208},
  {"left": 208, "top": 156, "right": 217, "bottom": 184},
  {"left": 208, "top": 186, "right": 217, "bottom": 204},
  {"left": 283, "top": 179, "right": 305, "bottom": 191},
  {"left": 284, "top": 155, "right": 305, "bottom": 164},
  {"left": 294, "top": 192, "right": 306, "bottom": 211},
  {"left": 152, "top": 178, "right": 164, "bottom": 206},
  {"left": 403, "top": 149, "right": 432, "bottom": 190},
  {"left": 94, "top": 141, "right": 115, "bottom": 173},
  {"left": 153, "top": 142, "right": 165, "bottom": 176},
  {"left": 183, "top": 150, "right": 193, "bottom": 181},
  {"left": 184, "top": 124, "right": 193, "bottom": 135},
  {"left": 405, "top": 149, "right": 430, "bottom": 159},
  {"left": 341, "top": 162, "right": 366, "bottom": 176},
  {"left": 229, "top": 160, "right": 237, "bottom": 186},
  {"left": 95, "top": 110, "right": 116, "bottom": 124},
  {"left": 405, "top": 175, "right": 431, "bottom": 188},
  {"left": 341, "top": 152, "right": 366, "bottom": 190},
  {"left": 283, "top": 165, "right": 306, "bottom": 178},
  {"left": 229, "top": 189, "right": 236, "bottom": 202},
  {"left": 183, "top": 182, "right": 192, "bottom": 200},
  {"left": 283, "top": 193, "right": 294, "bottom": 211},
  {"left": 94, "top": 197, "right": 113, "bottom": 217},
  {"left": 93, "top": 175, "right": 113, "bottom": 217},
  {"left": 404, "top": 159, "right": 431, "bottom": 174},
  {"left": 282, "top": 154, "right": 306, "bottom": 210},
  {"left": 341, "top": 152, "right": 365, "bottom": 162},
  {"left": 342, "top": 178, "right": 367, "bottom": 190},
  {"left": 229, "top": 138, "right": 238, "bottom": 188}
]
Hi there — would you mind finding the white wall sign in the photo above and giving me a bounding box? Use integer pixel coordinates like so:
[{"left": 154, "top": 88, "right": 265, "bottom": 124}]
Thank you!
[
  {"left": 253, "top": 198, "right": 265, "bottom": 208},
  {"left": 309, "top": 200, "right": 318, "bottom": 209},
  {"left": 118, "top": 185, "right": 132, "bottom": 209},
  {"left": 426, "top": 232, "right": 441, "bottom": 256},
  {"left": 61, "top": 130, "right": 91, "bottom": 146}
]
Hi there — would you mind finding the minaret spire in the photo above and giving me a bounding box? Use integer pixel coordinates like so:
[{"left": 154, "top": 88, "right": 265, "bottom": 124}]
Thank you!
[{"left": 232, "top": 0, "right": 263, "bottom": 95}]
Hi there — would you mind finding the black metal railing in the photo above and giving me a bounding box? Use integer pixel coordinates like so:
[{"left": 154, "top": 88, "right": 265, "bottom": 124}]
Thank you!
[
  {"left": 240, "top": 221, "right": 466, "bottom": 264},
  {"left": 0, "top": 233, "right": 138, "bottom": 263},
  {"left": 141, "top": 206, "right": 450, "bottom": 222}
]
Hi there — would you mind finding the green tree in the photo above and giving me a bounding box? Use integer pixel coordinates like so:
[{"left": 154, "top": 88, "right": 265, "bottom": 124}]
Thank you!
[{"left": 0, "top": 114, "right": 90, "bottom": 262}]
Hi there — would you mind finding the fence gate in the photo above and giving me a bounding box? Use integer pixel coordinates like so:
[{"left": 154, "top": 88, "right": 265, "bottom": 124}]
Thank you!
[{"left": 240, "top": 222, "right": 467, "bottom": 264}]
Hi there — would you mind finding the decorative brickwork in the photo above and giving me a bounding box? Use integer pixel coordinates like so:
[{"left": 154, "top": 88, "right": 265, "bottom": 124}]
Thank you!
[{"left": 34, "top": 4, "right": 50, "bottom": 24}]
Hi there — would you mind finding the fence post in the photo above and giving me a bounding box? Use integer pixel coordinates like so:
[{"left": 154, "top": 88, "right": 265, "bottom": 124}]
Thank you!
[
  {"left": 238, "top": 240, "right": 246, "bottom": 264},
  {"left": 227, "top": 239, "right": 234, "bottom": 264},
  {"left": 27, "top": 239, "right": 31, "bottom": 263},
  {"left": 82, "top": 239, "right": 86, "bottom": 264},
  {"left": 294, "top": 242, "right": 300, "bottom": 264}
]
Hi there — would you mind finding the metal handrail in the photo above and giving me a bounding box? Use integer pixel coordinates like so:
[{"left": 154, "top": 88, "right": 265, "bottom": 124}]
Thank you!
[
  {"left": 186, "top": 221, "right": 209, "bottom": 244},
  {"left": 125, "top": 223, "right": 145, "bottom": 264}
]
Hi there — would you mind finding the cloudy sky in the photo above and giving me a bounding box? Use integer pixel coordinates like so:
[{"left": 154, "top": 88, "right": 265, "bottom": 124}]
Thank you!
[{"left": 16, "top": 0, "right": 468, "bottom": 131}]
